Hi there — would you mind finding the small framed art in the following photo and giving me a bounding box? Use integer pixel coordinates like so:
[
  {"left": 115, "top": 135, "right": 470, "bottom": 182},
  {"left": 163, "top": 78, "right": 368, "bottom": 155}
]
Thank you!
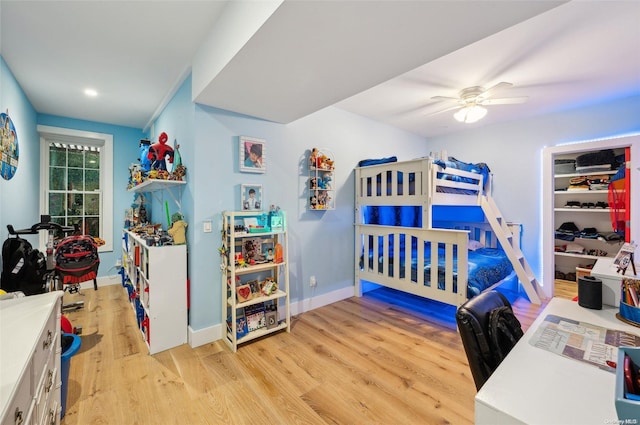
[
  {"left": 241, "top": 184, "right": 263, "bottom": 211},
  {"left": 239, "top": 136, "right": 266, "bottom": 173},
  {"left": 236, "top": 284, "right": 252, "bottom": 303}
]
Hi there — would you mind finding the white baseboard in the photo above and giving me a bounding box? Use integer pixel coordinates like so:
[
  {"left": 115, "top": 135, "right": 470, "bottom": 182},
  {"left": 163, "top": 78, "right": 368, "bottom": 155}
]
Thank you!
[
  {"left": 96, "top": 274, "right": 354, "bottom": 349},
  {"left": 189, "top": 324, "right": 222, "bottom": 348},
  {"left": 188, "top": 285, "right": 354, "bottom": 348},
  {"left": 75, "top": 274, "right": 121, "bottom": 290}
]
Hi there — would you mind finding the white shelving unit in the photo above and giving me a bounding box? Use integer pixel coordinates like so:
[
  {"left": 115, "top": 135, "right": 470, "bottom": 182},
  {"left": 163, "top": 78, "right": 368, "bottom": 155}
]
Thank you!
[
  {"left": 122, "top": 230, "right": 187, "bottom": 354},
  {"left": 221, "top": 210, "right": 290, "bottom": 352},
  {"left": 308, "top": 148, "right": 335, "bottom": 210},
  {"left": 553, "top": 149, "right": 627, "bottom": 282}
]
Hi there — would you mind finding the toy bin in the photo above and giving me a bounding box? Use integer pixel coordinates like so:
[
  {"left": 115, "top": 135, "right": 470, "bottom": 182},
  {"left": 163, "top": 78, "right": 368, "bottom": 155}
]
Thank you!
[
  {"left": 61, "top": 333, "right": 82, "bottom": 418},
  {"left": 616, "top": 347, "right": 640, "bottom": 421}
]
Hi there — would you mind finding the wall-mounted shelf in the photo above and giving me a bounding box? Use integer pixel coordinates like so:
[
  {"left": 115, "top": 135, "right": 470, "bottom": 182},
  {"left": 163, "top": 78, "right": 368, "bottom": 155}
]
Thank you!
[
  {"left": 128, "top": 179, "right": 186, "bottom": 209},
  {"left": 128, "top": 179, "right": 185, "bottom": 193},
  {"left": 308, "top": 148, "right": 335, "bottom": 210}
]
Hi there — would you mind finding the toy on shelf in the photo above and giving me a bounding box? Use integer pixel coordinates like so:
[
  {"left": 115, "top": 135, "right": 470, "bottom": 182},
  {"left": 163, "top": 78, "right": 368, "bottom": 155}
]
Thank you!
[
  {"left": 148, "top": 132, "right": 174, "bottom": 172},
  {"left": 308, "top": 148, "right": 335, "bottom": 210},
  {"left": 168, "top": 140, "right": 187, "bottom": 181},
  {"left": 168, "top": 212, "right": 188, "bottom": 245},
  {"left": 309, "top": 147, "right": 334, "bottom": 171},
  {"left": 139, "top": 139, "right": 152, "bottom": 173}
]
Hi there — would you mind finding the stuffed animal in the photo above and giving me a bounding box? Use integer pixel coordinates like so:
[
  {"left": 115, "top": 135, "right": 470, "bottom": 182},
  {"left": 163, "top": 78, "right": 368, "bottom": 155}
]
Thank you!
[
  {"left": 168, "top": 219, "right": 188, "bottom": 245},
  {"left": 323, "top": 158, "right": 334, "bottom": 170},
  {"left": 139, "top": 139, "right": 152, "bottom": 172},
  {"left": 169, "top": 164, "right": 187, "bottom": 181},
  {"left": 148, "top": 132, "right": 174, "bottom": 171},
  {"left": 310, "top": 148, "right": 319, "bottom": 167}
]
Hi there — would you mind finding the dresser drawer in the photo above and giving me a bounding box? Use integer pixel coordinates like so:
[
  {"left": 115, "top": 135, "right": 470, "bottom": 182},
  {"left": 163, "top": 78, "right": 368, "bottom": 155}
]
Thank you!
[
  {"left": 41, "top": 400, "right": 59, "bottom": 425},
  {"left": 34, "top": 355, "right": 58, "bottom": 425},
  {"left": 1, "top": 364, "right": 34, "bottom": 425},
  {"left": 1, "top": 292, "right": 63, "bottom": 425},
  {"left": 32, "top": 311, "right": 58, "bottom": 386}
]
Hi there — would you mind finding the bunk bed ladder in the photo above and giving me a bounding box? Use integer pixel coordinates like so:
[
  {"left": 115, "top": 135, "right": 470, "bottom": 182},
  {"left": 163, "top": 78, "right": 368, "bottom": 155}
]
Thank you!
[{"left": 480, "top": 195, "right": 544, "bottom": 305}]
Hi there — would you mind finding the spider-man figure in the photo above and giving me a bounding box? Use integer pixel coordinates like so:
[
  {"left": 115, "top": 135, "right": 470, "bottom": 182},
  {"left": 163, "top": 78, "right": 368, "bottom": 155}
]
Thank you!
[{"left": 147, "top": 132, "right": 174, "bottom": 171}]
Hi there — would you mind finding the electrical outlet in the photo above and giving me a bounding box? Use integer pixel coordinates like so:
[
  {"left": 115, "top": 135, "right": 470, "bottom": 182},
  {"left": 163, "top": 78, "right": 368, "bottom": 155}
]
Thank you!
[
  {"left": 310, "top": 276, "right": 317, "bottom": 287},
  {"left": 203, "top": 220, "right": 212, "bottom": 233},
  {"left": 115, "top": 259, "right": 122, "bottom": 268}
]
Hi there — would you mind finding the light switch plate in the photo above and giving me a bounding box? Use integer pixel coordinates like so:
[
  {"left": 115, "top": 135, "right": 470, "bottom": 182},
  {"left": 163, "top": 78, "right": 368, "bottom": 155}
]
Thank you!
[{"left": 203, "top": 220, "right": 212, "bottom": 233}]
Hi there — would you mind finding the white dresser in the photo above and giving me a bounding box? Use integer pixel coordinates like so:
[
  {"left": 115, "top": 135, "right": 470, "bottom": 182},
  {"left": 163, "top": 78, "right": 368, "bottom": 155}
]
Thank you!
[{"left": 1, "top": 291, "right": 63, "bottom": 425}]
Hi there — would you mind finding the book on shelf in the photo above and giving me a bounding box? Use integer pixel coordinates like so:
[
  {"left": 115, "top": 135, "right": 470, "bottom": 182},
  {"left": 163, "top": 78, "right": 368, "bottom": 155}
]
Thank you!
[{"left": 244, "top": 303, "right": 266, "bottom": 332}]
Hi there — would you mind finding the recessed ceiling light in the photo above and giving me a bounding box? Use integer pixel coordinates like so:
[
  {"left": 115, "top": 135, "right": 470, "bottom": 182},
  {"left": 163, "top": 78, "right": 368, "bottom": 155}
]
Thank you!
[{"left": 84, "top": 88, "right": 98, "bottom": 97}]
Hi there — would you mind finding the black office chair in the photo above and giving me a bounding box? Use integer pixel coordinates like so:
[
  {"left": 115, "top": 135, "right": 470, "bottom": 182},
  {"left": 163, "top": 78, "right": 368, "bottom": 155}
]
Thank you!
[{"left": 455, "top": 290, "right": 524, "bottom": 391}]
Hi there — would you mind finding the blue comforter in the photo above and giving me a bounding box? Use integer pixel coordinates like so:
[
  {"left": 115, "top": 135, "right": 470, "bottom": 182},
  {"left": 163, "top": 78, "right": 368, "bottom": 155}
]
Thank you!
[
  {"left": 361, "top": 244, "right": 513, "bottom": 299},
  {"left": 433, "top": 157, "right": 490, "bottom": 194}
]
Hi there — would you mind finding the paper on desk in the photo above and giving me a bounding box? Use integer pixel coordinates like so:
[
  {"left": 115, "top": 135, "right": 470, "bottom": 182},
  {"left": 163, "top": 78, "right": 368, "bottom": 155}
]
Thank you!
[{"left": 529, "top": 314, "right": 640, "bottom": 372}]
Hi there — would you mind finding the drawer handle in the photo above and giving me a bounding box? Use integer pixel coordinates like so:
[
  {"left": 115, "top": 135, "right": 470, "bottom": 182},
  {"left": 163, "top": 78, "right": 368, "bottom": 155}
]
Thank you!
[
  {"left": 14, "top": 407, "right": 24, "bottom": 425},
  {"left": 48, "top": 408, "right": 56, "bottom": 425},
  {"left": 43, "top": 329, "right": 53, "bottom": 350},
  {"left": 46, "top": 369, "right": 54, "bottom": 393}
]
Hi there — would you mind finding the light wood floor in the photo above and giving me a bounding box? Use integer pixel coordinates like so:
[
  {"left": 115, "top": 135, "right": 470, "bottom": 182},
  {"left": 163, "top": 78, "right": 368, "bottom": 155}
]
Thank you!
[{"left": 60, "top": 281, "right": 577, "bottom": 425}]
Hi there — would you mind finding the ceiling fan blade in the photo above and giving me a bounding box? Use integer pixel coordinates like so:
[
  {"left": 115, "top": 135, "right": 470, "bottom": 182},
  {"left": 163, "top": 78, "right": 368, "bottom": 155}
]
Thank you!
[
  {"left": 430, "top": 95, "right": 460, "bottom": 102},
  {"left": 424, "top": 104, "right": 463, "bottom": 117},
  {"left": 481, "top": 81, "right": 513, "bottom": 98},
  {"left": 483, "top": 96, "right": 528, "bottom": 105}
]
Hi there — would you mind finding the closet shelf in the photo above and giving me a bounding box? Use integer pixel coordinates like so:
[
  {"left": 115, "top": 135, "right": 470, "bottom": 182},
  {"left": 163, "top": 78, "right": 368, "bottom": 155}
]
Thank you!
[
  {"left": 555, "top": 170, "right": 618, "bottom": 178},
  {"left": 554, "top": 208, "right": 612, "bottom": 213},
  {"left": 554, "top": 252, "right": 612, "bottom": 260},
  {"left": 554, "top": 189, "right": 609, "bottom": 195}
]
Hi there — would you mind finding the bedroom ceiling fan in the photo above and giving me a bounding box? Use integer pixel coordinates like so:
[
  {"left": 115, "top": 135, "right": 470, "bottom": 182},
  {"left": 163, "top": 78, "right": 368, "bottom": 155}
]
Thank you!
[{"left": 429, "top": 82, "right": 528, "bottom": 123}]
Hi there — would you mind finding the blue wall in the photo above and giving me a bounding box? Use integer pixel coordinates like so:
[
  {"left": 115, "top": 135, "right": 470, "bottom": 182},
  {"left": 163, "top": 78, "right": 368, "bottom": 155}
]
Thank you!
[
  {"left": 1, "top": 54, "right": 145, "bottom": 279},
  {"left": 0, "top": 57, "right": 40, "bottom": 248},
  {"left": 147, "top": 77, "right": 640, "bottom": 338},
  {"left": 152, "top": 78, "right": 426, "bottom": 332},
  {"left": 5, "top": 47, "right": 640, "bottom": 342}
]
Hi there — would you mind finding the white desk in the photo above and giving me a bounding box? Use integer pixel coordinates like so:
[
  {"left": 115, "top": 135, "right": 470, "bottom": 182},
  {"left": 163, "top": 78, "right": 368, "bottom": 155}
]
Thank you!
[
  {"left": 591, "top": 257, "right": 639, "bottom": 307},
  {"left": 475, "top": 297, "right": 640, "bottom": 425}
]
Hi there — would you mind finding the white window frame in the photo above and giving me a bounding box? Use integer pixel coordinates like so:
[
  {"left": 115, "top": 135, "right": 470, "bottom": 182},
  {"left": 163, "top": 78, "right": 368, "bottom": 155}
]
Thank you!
[{"left": 38, "top": 125, "right": 113, "bottom": 252}]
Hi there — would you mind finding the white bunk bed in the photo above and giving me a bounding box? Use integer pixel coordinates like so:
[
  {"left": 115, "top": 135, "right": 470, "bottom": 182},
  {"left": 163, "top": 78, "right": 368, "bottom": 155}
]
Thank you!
[{"left": 354, "top": 157, "right": 543, "bottom": 307}]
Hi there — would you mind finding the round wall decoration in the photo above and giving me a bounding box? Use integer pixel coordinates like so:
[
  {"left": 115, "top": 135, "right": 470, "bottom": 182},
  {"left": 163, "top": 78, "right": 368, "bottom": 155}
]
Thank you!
[{"left": 0, "top": 110, "right": 19, "bottom": 180}]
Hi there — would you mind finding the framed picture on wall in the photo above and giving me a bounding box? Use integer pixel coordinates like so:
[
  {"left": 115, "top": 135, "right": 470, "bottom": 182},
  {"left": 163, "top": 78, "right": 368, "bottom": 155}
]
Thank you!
[
  {"left": 241, "top": 184, "right": 263, "bottom": 211},
  {"left": 239, "top": 136, "right": 266, "bottom": 173}
]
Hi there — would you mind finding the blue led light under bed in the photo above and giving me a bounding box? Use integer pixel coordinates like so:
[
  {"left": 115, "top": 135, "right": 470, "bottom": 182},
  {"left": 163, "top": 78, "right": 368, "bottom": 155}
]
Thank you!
[{"left": 362, "top": 245, "right": 513, "bottom": 299}]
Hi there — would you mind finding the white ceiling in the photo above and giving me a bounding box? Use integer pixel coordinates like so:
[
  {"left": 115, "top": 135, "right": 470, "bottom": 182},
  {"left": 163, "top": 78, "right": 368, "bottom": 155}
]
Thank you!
[{"left": 1, "top": 1, "right": 639, "bottom": 138}]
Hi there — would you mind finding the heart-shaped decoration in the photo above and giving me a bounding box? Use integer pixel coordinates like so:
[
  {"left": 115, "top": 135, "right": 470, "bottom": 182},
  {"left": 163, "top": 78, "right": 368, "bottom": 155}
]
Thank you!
[{"left": 238, "top": 286, "right": 251, "bottom": 301}]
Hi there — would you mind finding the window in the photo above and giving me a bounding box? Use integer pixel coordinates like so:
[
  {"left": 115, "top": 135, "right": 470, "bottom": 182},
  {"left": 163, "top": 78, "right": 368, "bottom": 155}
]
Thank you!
[{"left": 38, "top": 126, "right": 113, "bottom": 252}]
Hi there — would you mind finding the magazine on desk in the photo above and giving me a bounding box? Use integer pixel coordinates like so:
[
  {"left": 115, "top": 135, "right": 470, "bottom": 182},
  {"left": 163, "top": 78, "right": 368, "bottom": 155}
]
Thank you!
[{"left": 529, "top": 314, "right": 640, "bottom": 372}]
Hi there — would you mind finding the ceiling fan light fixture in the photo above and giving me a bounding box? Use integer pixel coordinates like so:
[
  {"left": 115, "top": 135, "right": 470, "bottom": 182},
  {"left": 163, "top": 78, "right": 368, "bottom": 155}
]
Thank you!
[{"left": 454, "top": 104, "right": 487, "bottom": 123}]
